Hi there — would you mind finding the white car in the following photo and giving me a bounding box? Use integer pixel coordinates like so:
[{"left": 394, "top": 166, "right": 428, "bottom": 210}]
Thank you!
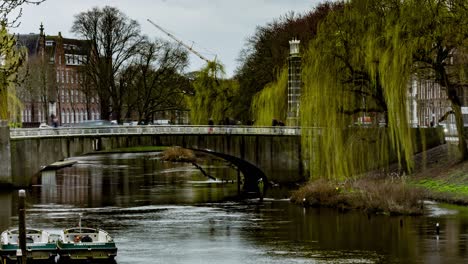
[{"left": 39, "top": 123, "right": 51, "bottom": 129}]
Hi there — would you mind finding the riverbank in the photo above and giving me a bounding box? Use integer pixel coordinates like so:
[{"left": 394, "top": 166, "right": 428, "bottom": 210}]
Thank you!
[
  {"left": 291, "top": 178, "right": 426, "bottom": 215},
  {"left": 291, "top": 142, "right": 468, "bottom": 215},
  {"left": 92, "top": 146, "right": 168, "bottom": 154},
  {"left": 410, "top": 143, "right": 468, "bottom": 205}
]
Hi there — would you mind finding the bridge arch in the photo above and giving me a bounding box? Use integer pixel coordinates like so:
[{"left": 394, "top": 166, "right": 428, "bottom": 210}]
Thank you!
[
  {"left": 6, "top": 126, "right": 304, "bottom": 188},
  {"left": 190, "top": 148, "right": 266, "bottom": 193}
]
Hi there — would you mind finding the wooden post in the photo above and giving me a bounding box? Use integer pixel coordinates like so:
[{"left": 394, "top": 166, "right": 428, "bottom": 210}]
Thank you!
[{"left": 18, "top": 189, "right": 27, "bottom": 264}]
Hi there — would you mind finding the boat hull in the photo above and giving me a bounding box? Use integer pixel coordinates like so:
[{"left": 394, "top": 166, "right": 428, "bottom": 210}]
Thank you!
[
  {"left": 0, "top": 243, "right": 57, "bottom": 262},
  {"left": 1, "top": 228, "right": 57, "bottom": 262},
  {"left": 57, "top": 241, "right": 117, "bottom": 260}
]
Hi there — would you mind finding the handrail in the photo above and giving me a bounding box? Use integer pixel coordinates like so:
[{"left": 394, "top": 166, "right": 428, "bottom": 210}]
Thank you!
[{"left": 10, "top": 125, "right": 302, "bottom": 139}]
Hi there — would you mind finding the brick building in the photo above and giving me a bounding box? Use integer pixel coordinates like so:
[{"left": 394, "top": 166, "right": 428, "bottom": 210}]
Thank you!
[
  {"left": 16, "top": 24, "right": 100, "bottom": 127},
  {"left": 407, "top": 53, "right": 468, "bottom": 134}
]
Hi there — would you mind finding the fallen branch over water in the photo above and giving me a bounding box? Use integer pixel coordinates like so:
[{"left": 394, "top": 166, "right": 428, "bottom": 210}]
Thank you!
[{"left": 191, "top": 162, "right": 217, "bottom": 180}]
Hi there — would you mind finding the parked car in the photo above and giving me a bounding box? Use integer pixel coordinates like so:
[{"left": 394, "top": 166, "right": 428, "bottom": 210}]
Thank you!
[
  {"left": 39, "top": 123, "right": 51, "bottom": 129},
  {"left": 74, "top": 120, "right": 113, "bottom": 127}
]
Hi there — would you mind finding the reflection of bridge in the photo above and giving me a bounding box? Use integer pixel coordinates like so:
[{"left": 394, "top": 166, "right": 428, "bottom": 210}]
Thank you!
[{"left": 3, "top": 125, "right": 305, "bottom": 190}]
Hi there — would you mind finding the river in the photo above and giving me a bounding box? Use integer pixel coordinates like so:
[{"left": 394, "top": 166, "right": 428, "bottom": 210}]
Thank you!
[{"left": 1, "top": 152, "right": 468, "bottom": 263}]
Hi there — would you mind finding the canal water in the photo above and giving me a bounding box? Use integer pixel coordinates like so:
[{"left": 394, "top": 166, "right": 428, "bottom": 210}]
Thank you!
[{"left": 1, "top": 152, "right": 468, "bottom": 263}]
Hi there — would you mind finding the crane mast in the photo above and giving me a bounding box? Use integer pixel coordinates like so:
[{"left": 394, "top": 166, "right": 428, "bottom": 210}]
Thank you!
[{"left": 147, "top": 19, "right": 214, "bottom": 64}]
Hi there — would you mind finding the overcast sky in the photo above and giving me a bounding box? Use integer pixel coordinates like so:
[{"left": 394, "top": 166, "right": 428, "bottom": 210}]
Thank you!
[{"left": 13, "top": 0, "right": 323, "bottom": 77}]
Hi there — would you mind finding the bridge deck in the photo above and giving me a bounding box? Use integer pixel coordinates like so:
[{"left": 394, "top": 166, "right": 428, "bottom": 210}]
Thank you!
[{"left": 10, "top": 125, "right": 302, "bottom": 138}]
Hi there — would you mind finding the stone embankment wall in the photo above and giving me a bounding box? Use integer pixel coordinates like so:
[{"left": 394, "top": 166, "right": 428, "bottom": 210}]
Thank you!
[{"left": 0, "top": 121, "right": 11, "bottom": 186}]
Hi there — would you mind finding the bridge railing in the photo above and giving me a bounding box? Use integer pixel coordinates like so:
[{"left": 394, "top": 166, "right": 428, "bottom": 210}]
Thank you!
[{"left": 10, "top": 125, "right": 301, "bottom": 138}]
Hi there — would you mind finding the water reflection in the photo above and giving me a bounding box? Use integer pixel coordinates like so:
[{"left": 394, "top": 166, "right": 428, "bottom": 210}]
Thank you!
[
  {"left": 31, "top": 153, "right": 240, "bottom": 207},
  {"left": 0, "top": 152, "right": 468, "bottom": 263},
  {"left": 0, "top": 192, "right": 12, "bottom": 228}
]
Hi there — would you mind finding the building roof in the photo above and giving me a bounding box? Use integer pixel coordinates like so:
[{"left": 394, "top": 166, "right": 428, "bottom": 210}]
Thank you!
[{"left": 15, "top": 34, "right": 40, "bottom": 56}]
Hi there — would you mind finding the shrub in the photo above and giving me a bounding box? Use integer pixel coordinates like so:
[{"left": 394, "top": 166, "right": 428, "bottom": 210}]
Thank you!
[
  {"left": 291, "top": 178, "right": 425, "bottom": 215},
  {"left": 160, "top": 147, "right": 196, "bottom": 162}
]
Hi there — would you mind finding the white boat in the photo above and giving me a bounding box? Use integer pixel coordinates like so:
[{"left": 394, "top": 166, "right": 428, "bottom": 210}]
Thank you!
[
  {"left": 0, "top": 228, "right": 58, "bottom": 262},
  {"left": 57, "top": 227, "right": 117, "bottom": 261}
]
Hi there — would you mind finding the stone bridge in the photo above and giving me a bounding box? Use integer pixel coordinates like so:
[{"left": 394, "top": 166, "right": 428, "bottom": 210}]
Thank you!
[{"left": 1, "top": 124, "right": 304, "bottom": 190}]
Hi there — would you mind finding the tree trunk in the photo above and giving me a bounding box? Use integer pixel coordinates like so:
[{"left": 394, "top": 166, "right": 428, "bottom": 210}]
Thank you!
[
  {"left": 100, "top": 97, "right": 110, "bottom": 121},
  {"left": 451, "top": 103, "right": 468, "bottom": 160},
  {"left": 436, "top": 61, "right": 468, "bottom": 160}
]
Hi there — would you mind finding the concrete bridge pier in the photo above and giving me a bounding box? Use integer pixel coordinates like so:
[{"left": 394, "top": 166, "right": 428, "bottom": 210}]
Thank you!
[{"left": 0, "top": 120, "right": 11, "bottom": 186}]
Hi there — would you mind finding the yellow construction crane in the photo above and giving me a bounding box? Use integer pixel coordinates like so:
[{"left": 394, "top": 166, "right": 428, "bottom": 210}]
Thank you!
[{"left": 147, "top": 19, "right": 216, "bottom": 65}]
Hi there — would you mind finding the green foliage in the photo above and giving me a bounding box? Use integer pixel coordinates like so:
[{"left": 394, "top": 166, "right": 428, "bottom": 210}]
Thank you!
[
  {"left": 403, "top": 0, "right": 468, "bottom": 159},
  {"left": 0, "top": 25, "right": 25, "bottom": 120},
  {"left": 235, "top": 2, "right": 343, "bottom": 123},
  {"left": 299, "top": 0, "right": 468, "bottom": 180},
  {"left": 251, "top": 67, "right": 288, "bottom": 126},
  {"left": 8, "top": 121, "right": 22, "bottom": 128},
  {"left": 301, "top": 0, "right": 415, "bottom": 180},
  {"left": 96, "top": 146, "right": 168, "bottom": 153},
  {"left": 188, "top": 62, "right": 239, "bottom": 125},
  {"left": 415, "top": 179, "right": 468, "bottom": 196}
]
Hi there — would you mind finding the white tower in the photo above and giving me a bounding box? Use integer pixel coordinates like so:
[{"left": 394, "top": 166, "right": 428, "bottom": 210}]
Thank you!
[{"left": 287, "top": 38, "right": 301, "bottom": 126}]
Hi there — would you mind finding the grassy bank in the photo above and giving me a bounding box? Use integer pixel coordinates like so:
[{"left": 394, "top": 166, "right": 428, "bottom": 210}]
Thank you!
[
  {"left": 93, "top": 146, "right": 168, "bottom": 154},
  {"left": 411, "top": 157, "right": 468, "bottom": 205}
]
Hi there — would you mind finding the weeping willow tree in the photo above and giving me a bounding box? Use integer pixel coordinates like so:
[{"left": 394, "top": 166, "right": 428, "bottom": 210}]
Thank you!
[
  {"left": 251, "top": 67, "right": 288, "bottom": 126},
  {"left": 301, "top": 0, "right": 417, "bottom": 180},
  {"left": 0, "top": 25, "right": 25, "bottom": 121},
  {"left": 404, "top": 0, "right": 468, "bottom": 160},
  {"left": 188, "top": 61, "right": 239, "bottom": 125}
]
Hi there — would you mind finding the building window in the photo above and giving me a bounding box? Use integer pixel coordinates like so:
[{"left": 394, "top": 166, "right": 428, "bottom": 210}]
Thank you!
[
  {"left": 70, "top": 110, "right": 74, "bottom": 124},
  {"left": 45, "top": 40, "right": 54, "bottom": 46}
]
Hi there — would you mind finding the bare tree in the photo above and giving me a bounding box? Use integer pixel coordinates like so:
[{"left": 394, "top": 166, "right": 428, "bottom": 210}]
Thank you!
[
  {"left": 0, "top": 0, "right": 45, "bottom": 121},
  {"left": 71, "top": 6, "right": 144, "bottom": 122},
  {"left": 122, "top": 40, "right": 189, "bottom": 124},
  {"left": 76, "top": 67, "right": 97, "bottom": 120},
  {"left": 0, "top": 0, "right": 46, "bottom": 27},
  {"left": 16, "top": 55, "right": 56, "bottom": 123}
]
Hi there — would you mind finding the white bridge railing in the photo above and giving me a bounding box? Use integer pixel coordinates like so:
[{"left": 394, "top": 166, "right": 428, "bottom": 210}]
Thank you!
[{"left": 10, "top": 125, "right": 301, "bottom": 138}]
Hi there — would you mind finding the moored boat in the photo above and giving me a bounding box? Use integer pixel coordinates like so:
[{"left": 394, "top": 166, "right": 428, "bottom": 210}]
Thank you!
[
  {"left": 57, "top": 227, "right": 117, "bottom": 261},
  {"left": 0, "top": 228, "right": 58, "bottom": 263}
]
